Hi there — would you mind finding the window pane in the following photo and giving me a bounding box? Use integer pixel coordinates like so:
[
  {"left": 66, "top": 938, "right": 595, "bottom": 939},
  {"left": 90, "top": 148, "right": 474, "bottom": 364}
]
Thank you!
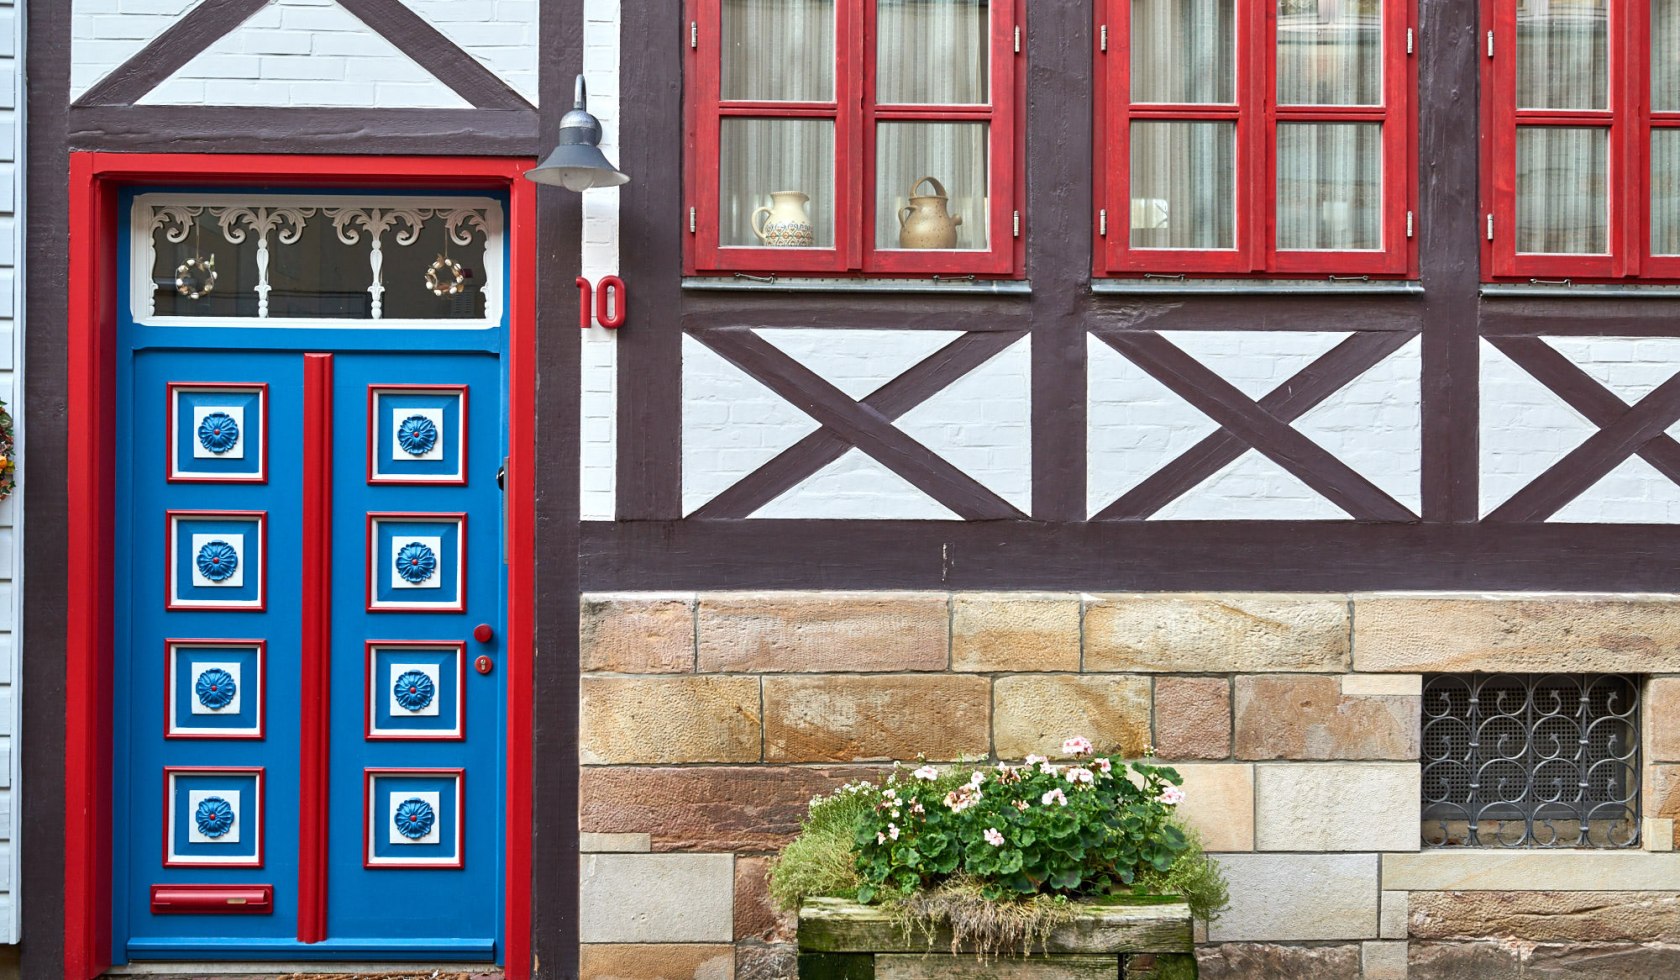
[
  {"left": 876, "top": 122, "right": 989, "bottom": 250},
  {"left": 1656, "top": 0, "right": 1680, "bottom": 111},
  {"left": 1129, "top": 121, "right": 1236, "bottom": 249},
  {"left": 877, "top": 0, "right": 989, "bottom": 105},
  {"left": 1516, "top": 126, "right": 1607, "bottom": 254},
  {"left": 1654, "top": 130, "right": 1680, "bottom": 255},
  {"left": 1517, "top": 0, "right": 1606, "bottom": 110},
  {"left": 721, "top": 0, "right": 834, "bottom": 102},
  {"left": 1277, "top": 122, "right": 1383, "bottom": 251},
  {"left": 720, "top": 118, "right": 836, "bottom": 248},
  {"left": 1131, "top": 0, "right": 1234, "bottom": 104},
  {"left": 1277, "top": 0, "right": 1383, "bottom": 106}
]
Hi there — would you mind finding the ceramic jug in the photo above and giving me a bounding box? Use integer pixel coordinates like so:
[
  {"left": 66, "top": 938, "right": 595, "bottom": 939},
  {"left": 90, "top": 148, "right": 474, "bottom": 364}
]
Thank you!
[
  {"left": 752, "top": 191, "right": 816, "bottom": 247},
  {"left": 897, "top": 176, "right": 963, "bottom": 249}
]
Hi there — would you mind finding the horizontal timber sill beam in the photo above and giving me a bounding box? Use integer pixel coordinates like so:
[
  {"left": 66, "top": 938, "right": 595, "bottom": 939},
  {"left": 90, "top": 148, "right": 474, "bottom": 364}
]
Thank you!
[
  {"left": 682, "top": 275, "right": 1032, "bottom": 296},
  {"left": 67, "top": 106, "right": 542, "bottom": 155},
  {"left": 1093, "top": 279, "right": 1424, "bottom": 297}
]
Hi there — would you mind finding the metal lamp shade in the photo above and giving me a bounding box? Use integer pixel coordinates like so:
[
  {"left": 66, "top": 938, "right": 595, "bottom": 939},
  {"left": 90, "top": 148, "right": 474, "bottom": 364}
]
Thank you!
[{"left": 525, "top": 75, "right": 630, "bottom": 192}]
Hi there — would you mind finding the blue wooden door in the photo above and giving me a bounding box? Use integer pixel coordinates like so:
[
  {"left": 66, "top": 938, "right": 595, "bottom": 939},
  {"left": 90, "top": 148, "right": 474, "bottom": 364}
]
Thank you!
[{"left": 113, "top": 192, "right": 508, "bottom": 963}]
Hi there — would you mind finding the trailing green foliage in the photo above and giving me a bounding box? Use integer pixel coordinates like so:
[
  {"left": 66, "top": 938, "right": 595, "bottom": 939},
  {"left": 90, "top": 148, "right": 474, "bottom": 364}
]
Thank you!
[
  {"left": 767, "top": 781, "right": 880, "bottom": 911},
  {"left": 1133, "top": 823, "right": 1231, "bottom": 924}
]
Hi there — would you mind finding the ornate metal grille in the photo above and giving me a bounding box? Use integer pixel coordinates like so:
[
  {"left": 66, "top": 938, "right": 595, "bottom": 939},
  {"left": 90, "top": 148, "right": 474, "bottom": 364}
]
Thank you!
[{"left": 1421, "top": 673, "right": 1641, "bottom": 848}]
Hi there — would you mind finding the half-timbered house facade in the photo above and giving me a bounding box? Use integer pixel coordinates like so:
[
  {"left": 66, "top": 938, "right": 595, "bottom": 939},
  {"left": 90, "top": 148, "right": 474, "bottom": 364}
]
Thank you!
[{"left": 22, "top": 0, "right": 1680, "bottom": 978}]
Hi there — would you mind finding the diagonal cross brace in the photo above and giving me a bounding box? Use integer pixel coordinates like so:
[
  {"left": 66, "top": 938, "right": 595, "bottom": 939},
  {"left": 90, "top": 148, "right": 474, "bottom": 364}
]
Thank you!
[
  {"left": 691, "top": 330, "right": 1025, "bottom": 519},
  {"left": 693, "top": 328, "right": 1027, "bottom": 521},
  {"left": 1486, "top": 337, "right": 1680, "bottom": 522},
  {"left": 78, "top": 0, "right": 533, "bottom": 110},
  {"left": 1100, "top": 331, "right": 1417, "bottom": 522},
  {"left": 1095, "top": 329, "right": 1418, "bottom": 520}
]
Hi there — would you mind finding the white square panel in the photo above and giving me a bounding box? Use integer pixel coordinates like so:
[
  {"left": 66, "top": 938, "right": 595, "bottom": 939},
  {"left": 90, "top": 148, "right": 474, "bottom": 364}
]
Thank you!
[
  {"left": 186, "top": 788, "right": 242, "bottom": 844},
  {"left": 189, "top": 532, "right": 245, "bottom": 588},
  {"left": 189, "top": 661, "right": 243, "bottom": 716},
  {"left": 391, "top": 406, "right": 446, "bottom": 461},
  {"left": 191, "top": 405, "right": 246, "bottom": 459},
  {"left": 388, "top": 789, "right": 441, "bottom": 845},
  {"left": 388, "top": 662, "right": 441, "bottom": 717}
]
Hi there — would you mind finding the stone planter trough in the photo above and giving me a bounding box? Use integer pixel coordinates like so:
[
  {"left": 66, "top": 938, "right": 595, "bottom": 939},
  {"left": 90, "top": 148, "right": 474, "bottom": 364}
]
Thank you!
[{"left": 796, "top": 896, "right": 1198, "bottom": 979}]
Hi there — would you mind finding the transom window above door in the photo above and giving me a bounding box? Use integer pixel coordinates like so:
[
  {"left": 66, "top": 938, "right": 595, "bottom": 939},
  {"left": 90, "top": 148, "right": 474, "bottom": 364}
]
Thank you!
[
  {"left": 129, "top": 194, "right": 506, "bottom": 326},
  {"left": 1096, "top": 0, "right": 1416, "bottom": 279},
  {"left": 1484, "top": 0, "right": 1680, "bottom": 283},
  {"left": 684, "top": 0, "right": 1024, "bottom": 278}
]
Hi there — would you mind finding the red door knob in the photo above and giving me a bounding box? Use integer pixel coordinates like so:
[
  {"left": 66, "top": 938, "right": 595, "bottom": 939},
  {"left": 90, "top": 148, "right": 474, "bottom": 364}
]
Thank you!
[{"left": 473, "top": 623, "right": 494, "bottom": 643}]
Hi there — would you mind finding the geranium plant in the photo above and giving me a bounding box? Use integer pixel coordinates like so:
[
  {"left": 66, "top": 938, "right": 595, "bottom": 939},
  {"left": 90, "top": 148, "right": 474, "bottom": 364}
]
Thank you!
[{"left": 769, "top": 737, "right": 1228, "bottom": 954}]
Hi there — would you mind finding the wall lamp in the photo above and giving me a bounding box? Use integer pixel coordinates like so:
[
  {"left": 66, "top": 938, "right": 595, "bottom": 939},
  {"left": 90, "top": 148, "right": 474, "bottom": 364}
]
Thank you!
[{"left": 525, "top": 75, "right": 630, "bottom": 191}]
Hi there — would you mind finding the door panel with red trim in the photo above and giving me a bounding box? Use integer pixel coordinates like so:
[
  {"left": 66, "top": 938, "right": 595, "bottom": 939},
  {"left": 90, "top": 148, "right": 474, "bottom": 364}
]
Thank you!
[{"left": 112, "top": 189, "right": 507, "bottom": 964}]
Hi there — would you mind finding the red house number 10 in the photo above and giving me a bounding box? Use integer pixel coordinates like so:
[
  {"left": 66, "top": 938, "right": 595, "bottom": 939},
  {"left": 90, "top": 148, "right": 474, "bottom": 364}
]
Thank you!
[{"left": 577, "top": 276, "right": 626, "bottom": 329}]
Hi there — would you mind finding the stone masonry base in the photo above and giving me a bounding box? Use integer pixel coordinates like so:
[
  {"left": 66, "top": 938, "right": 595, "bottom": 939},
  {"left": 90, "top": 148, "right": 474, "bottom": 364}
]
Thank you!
[{"left": 577, "top": 592, "right": 1680, "bottom": 979}]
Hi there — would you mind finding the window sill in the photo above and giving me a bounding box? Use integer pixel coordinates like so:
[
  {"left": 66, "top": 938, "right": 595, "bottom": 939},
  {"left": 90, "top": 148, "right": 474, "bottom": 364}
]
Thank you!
[
  {"left": 1093, "top": 278, "right": 1423, "bottom": 297},
  {"left": 1482, "top": 283, "right": 1680, "bottom": 299},
  {"left": 682, "top": 276, "right": 1032, "bottom": 296},
  {"left": 1383, "top": 847, "right": 1679, "bottom": 892}
]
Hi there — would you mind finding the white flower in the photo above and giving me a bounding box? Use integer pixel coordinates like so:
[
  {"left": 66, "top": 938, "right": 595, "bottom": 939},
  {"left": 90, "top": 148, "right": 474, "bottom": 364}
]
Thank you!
[
  {"left": 1062, "top": 736, "right": 1094, "bottom": 758},
  {"left": 1025, "top": 754, "right": 1048, "bottom": 766},
  {"left": 1041, "top": 788, "right": 1068, "bottom": 807},
  {"left": 969, "top": 771, "right": 986, "bottom": 788},
  {"left": 1038, "top": 761, "right": 1061, "bottom": 777},
  {"left": 889, "top": 823, "right": 901, "bottom": 840},
  {"left": 945, "top": 786, "right": 981, "bottom": 814},
  {"left": 983, "top": 827, "right": 1006, "bottom": 847},
  {"left": 910, "top": 801, "right": 925, "bottom": 816},
  {"left": 1013, "top": 799, "right": 1030, "bottom": 811},
  {"left": 1065, "top": 767, "right": 1094, "bottom": 785},
  {"left": 1094, "top": 758, "right": 1113, "bottom": 774},
  {"left": 881, "top": 787, "right": 898, "bottom": 801},
  {"left": 1158, "top": 785, "right": 1186, "bottom": 806},
  {"left": 912, "top": 765, "right": 939, "bottom": 782},
  {"left": 877, "top": 831, "right": 887, "bottom": 845}
]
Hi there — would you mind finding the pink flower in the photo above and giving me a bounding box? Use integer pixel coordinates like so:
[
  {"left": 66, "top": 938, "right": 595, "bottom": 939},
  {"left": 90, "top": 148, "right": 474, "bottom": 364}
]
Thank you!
[
  {"left": 1013, "top": 799, "right": 1030, "bottom": 811},
  {"left": 983, "top": 827, "right": 1006, "bottom": 847},
  {"left": 1062, "top": 736, "right": 1094, "bottom": 758},
  {"left": 969, "top": 771, "right": 986, "bottom": 788},
  {"left": 1039, "top": 762, "right": 1061, "bottom": 777},
  {"left": 889, "top": 823, "right": 901, "bottom": 840},
  {"left": 1025, "top": 754, "right": 1048, "bottom": 766},
  {"left": 945, "top": 786, "right": 981, "bottom": 813},
  {"left": 877, "top": 831, "right": 887, "bottom": 845},
  {"left": 1158, "top": 785, "right": 1185, "bottom": 806},
  {"left": 1041, "top": 788, "right": 1068, "bottom": 807},
  {"left": 1094, "top": 758, "right": 1113, "bottom": 774},
  {"left": 1065, "top": 767, "right": 1094, "bottom": 786},
  {"left": 910, "top": 801, "right": 926, "bottom": 817},
  {"left": 912, "top": 765, "right": 939, "bottom": 782}
]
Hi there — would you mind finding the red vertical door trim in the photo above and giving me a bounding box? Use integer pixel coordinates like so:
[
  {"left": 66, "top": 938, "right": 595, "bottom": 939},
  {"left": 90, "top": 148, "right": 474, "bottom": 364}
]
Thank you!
[
  {"left": 1382, "top": 0, "right": 1411, "bottom": 275},
  {"left": 65, "top": 151, "right": 117, "bottom": 980},
  {"left": 503, "top": 172, "right": 537, "bottom": 980},
  {"left": 298, "top": 353, "right": 334, "bottom": 944},
  {"left": 1490, "top": 0, "right": 1517, "bottom": 278},
  {"left": 1619, "top": 0, "right": 1644, "bottom": 277},
  {"left": 1255, "top": 0, "right": 1275, "bottom": 273}
]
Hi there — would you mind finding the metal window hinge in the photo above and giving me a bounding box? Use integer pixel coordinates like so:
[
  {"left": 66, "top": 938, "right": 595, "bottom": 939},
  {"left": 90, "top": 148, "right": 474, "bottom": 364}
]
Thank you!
[
  {"left": 1014, "top": 26, "right": 1022, "bottom": 53},
  {"left": 1013, "top": 210, "right": 1021, "bottom": 238},
  {"left": 1487, "top": 30, "right": 1495, "bottom": 58},
  {"left": 1407, "top": 27, "right": 1414, "bottom": 55},
  {"left": 1487, "top": 213, "right": 1495, "bottom": 241},
  {"left": 1100, "top": 209, "right": 1108, "bottom": 237},
  {"left": 689, "top": 207, "right": 697, "bottom": 234},
  {"left": 1407, "top": 210, "right": 1414, "bottom": 238},
  {"left": 691, "top": 21, "right": 698, "bottom": 49},
  {"left": 1101, "top": 24, "right": 1108, "bottom": 52}
]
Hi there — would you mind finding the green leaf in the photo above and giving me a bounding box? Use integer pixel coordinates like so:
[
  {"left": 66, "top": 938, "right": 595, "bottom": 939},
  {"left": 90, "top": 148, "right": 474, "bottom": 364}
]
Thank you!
[{"left": 857, "top": 884, "right": 876, "bottom": 904}]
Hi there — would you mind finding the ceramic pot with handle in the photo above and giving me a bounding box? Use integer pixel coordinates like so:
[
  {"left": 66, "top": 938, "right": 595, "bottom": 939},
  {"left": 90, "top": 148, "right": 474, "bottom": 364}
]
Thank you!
[
  {"left": 752, "top": 191, "right": 816, "bottom": 247},
  {"left": 897, "top": 176, "right": 963, "bottom": 249}
]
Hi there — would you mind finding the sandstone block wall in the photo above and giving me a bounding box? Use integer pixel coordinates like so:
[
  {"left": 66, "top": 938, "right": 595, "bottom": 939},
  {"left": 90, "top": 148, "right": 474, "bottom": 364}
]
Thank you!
[{"left": 578, "top": 592, "right": 1680, "bottom": 980}]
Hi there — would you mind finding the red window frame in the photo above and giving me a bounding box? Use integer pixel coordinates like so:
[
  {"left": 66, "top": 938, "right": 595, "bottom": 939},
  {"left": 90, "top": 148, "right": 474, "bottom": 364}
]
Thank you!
[
  {"left": 684, "top": 0, "right": 1025, "bottom": 278},
  {"left": 1094, "top": 0, "right": 1417, "bottom": 279},
  {"left": 1483, "top": 1, "right": 1673, "bottom": 282}
]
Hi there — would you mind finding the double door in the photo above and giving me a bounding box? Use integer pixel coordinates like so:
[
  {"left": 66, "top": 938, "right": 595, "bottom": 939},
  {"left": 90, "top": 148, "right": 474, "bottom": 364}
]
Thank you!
[{"left": 114, "top": 343, "right": 505, "bottom": 961}]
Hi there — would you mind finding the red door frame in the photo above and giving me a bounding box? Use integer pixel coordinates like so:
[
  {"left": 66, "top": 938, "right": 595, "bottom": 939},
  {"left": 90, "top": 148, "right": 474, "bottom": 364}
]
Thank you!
[{"left": 64, "top": 153, "right": 537, "bottom": 980}]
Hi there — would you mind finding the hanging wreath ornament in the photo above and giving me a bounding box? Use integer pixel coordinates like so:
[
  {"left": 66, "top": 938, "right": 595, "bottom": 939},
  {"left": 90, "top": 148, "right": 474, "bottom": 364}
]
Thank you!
[
  {"left": 425, "top": 254, "right": 466, "bottom": 297},
  {"left": 175, "top": 213, "right": 217, "bottom": 300},
  {"left": 0, "top": 400, "right": 15, "bottom": 502}
]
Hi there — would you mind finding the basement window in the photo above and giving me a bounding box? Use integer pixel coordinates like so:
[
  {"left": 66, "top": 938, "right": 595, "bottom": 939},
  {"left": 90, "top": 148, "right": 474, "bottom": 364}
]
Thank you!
[{"left": 1421, "top": 673, "right": 1641, "bottom": 848}]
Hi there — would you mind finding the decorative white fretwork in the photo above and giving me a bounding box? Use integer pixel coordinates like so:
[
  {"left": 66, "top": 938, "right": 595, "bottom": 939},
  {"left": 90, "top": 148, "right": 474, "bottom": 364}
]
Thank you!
[
  {"left": 213, "top": 207, "right": 316, "bottom": 319},
  {"left": 131, "top": 194, "right": 505, "bottom": 327}
]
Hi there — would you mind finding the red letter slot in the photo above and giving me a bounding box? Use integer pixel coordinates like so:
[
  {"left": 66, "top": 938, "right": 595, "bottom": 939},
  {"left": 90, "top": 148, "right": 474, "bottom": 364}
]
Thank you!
[{"left": 150, "top": 884, "right": 274, "bottom": 915}]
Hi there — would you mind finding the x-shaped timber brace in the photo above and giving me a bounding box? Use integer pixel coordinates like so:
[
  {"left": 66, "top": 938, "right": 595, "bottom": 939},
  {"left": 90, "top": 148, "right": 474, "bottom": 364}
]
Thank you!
[
  {"left": 689, "top": 328, "right": 1030, "bottom": 521},
  {"left": 1090, "top": 328, "right": 1422, "bottom": 523}
]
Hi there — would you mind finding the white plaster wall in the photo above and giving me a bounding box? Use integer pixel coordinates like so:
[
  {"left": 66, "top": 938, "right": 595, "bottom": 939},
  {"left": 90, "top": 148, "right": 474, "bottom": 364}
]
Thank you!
[
  {"left": 579, "top": 0, "right": 619, "bottom": 520},
  {"left": 74, "top": 0, "right": 538, "bottom": 107},
  {"left": 0, "top": 0, "right": 20, "bottom": 944}
]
